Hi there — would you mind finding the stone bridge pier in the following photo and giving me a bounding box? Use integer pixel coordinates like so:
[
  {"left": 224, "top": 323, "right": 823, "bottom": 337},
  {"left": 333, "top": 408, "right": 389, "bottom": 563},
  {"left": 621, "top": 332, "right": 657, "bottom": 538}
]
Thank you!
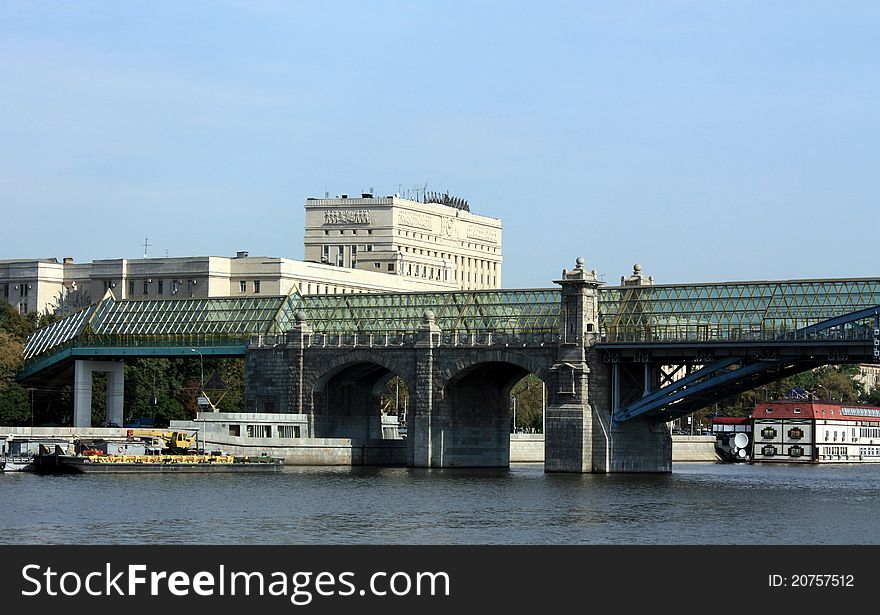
[
  {"left": 543, "top": 259, "right": 671, "bottom": 473},
  {"left": 243, "top": 258, "right": 672, "bottom": 473}
]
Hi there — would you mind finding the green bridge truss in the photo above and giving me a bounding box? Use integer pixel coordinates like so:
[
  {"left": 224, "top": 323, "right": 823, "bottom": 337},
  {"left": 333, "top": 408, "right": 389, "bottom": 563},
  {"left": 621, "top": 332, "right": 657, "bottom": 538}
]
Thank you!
[{"left": 19, "top": 277, "right": 880, "bottom": 376}]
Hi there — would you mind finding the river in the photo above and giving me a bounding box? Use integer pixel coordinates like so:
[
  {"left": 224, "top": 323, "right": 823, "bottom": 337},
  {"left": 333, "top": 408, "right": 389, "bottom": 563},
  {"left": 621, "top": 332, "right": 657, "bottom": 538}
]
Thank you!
[{"left": 2, "top": 462, "right": 879, "bottom": 544}]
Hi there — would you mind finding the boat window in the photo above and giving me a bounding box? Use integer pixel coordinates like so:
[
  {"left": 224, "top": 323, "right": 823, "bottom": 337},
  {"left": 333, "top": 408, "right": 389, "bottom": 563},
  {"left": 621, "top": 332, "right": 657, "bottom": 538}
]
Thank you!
[
  {"left": 228, "top": 425, "right": 241, "bottom": 437},
  {"left": 793, "top": 408, "right": 801, "bottom": 414}
]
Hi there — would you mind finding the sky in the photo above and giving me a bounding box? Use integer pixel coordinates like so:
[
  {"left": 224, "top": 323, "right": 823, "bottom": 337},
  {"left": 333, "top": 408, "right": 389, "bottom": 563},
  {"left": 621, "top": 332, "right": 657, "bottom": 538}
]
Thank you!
[{"left": 1, "top": 1, "right": 877, "bottom": 288}]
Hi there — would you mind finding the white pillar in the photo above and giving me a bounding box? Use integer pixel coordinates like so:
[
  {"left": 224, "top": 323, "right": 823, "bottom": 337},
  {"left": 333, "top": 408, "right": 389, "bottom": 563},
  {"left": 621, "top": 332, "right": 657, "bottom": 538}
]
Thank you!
[
  {"left": 72, "top": 360, "right": 125, "bottom": 427},
  {"left": 106, "top": 362, "right": 125, "bottom": 426},
  {"left": 73, "top": 360, "right": 93, "bottom": 427}
]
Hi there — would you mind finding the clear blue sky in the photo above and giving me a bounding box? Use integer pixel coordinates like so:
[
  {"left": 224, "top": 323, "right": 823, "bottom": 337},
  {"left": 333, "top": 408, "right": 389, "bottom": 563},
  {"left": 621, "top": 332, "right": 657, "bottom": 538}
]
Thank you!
[{"left": 1, "top": 1, "right": 877, "bottom": 287}]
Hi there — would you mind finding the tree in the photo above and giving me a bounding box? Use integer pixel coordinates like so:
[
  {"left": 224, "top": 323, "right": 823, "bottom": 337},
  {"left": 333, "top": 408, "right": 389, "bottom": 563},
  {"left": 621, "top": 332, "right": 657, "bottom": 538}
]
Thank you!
[
  {"left": 862, "top": 388, "right": 880, "bottom": 407},
  {"left": 510, "top": 374, "right": 545, "bottom": 432},
  {"left": 0, "top": 304, "right": 35, "bottom": 426}
]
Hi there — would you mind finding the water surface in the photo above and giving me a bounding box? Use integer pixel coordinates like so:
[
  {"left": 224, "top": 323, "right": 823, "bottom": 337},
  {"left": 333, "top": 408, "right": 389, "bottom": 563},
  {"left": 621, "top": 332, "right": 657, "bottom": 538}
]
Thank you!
[{"left": 2, "top": 462, "right": 878, "bottom": 544}]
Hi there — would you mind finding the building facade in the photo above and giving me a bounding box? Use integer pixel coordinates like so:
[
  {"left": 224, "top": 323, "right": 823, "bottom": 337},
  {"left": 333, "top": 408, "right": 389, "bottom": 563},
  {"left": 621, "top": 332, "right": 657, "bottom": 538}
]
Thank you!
[
  {"left": 0, "top": 259, "right": 66, "bottom": 316},
  {"left": 0, "top": 252, "right": 458, "bottom": 315},
  {"left": 303, "top": 193, "right": 502, "bottom": 290},
  {"left": 752, "top": 400, "right": 880, "bottom": 463}
]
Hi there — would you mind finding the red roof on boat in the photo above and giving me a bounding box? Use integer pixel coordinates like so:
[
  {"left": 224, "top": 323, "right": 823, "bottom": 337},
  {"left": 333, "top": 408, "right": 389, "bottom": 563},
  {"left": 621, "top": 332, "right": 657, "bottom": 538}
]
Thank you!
[
  {"left": 753, "top": 400, "right": 880, "bottom": 422},
  {"left": 710, "top": 417, "right": 751, "bottom": 425}
]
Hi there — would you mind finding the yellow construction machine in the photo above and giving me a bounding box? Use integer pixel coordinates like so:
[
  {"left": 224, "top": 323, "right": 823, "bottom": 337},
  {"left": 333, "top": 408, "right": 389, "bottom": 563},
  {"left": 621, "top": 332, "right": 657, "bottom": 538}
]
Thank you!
[{"left": 128, "top": 429, "right": 198, "bottom": 453}]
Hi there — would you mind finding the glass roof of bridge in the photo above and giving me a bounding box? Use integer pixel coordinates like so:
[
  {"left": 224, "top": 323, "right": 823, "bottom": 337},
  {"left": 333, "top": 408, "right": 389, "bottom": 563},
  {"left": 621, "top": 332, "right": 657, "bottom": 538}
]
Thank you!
[
  {"left": 599, "top": 279, "right": 880, "bottom": 339},
  {"left": 299, "top": 289, "right": 560, "bottom": 333},
  {"left": 22, "top": 288, "right": 560, "bottom": 360},
  {"left": 22, "top": 278, "right": 880, "bottom": 362}
]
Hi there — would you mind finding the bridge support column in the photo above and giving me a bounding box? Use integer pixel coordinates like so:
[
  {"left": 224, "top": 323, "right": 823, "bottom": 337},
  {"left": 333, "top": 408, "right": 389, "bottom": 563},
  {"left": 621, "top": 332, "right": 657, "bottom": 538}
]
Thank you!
[
  {"left": 408, "top": 311, "right": 441, "bottom": 468},
  {"left": 73, "top": 360, "right": 124, "bottom": 427},
  {"left": 545, "top": 258, "right": 671, "bottom": 473}
]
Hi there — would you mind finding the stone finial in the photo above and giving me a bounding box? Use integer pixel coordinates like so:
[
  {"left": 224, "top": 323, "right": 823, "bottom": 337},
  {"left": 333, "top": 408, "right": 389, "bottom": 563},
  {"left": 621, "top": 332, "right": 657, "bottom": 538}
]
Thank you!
[
  {"left": 633, "top": 263, "right": 642, "bottom": 274},
  {"left": 575, "top": 256, "right": 585, "bottom": 269},
  {"left": 295, "top": 310, "right": 307, "bottom": 323},
  {"left": 422, "top": 309, "right": 436, "bottom": 323}
]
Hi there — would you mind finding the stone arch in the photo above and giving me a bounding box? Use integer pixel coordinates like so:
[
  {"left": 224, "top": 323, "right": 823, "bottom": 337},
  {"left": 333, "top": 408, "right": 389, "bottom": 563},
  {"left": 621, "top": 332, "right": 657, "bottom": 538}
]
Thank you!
[
  {"left": 308, "top": 349, "right": 414, "bottom": 441},
  {"left": 430, "top": 350, "right": 553, "bottom": 468},
  {"left": 438, "top": 349, "right": 553, "bottom": 392},
  {"left": 309, "top": 349, "right": 415, "bottom": 392}
]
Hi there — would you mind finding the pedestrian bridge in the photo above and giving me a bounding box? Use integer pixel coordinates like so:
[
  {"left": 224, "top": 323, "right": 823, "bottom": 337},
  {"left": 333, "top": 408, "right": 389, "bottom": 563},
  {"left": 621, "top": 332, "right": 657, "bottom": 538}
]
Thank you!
[{"left": 19, "top": 260, "right": 880, "bottom": 472}]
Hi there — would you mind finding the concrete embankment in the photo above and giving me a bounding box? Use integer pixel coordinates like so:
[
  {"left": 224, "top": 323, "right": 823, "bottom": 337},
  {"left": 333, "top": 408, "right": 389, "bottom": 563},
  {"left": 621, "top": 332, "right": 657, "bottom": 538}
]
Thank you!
[
  {"left": 3, "top": 427, "right": 718, "bottom": 465},
  {"left": 510, "top": 434, "right": 717, "bottom": 463}
]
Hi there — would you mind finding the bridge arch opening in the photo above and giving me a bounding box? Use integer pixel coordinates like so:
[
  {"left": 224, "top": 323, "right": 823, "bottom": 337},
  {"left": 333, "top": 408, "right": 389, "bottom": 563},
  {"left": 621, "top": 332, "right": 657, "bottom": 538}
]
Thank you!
[
  {"left": 438, "top": 361, "right": 547, "bottom": 467},
  {"left": 312, "top": 361, "right": 410, "bottom": 441}
]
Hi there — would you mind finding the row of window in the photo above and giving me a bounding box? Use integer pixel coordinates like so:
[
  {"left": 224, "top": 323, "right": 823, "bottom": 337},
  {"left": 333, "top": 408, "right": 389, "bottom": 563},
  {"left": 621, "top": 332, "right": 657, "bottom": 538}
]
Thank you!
[
  {"left": 301, "top": 283, "right": 370, "bottom": 295},
  {"left": 0, "top": 283, "right": 30, "bottom": 298},
  {"left": 227, "top": 424, "right": 302, "bottom": 438},
  {"left": 124, "top": 279, "right": 198, "bottom": 296},
  {"left": 859, "top": 447, "right": 880, "bottom": 456},
  {"left": 761, "top": 445, "right": 807, "bottom": 457},
  {"left": 823, "top": 446, "right": 849, "bottom": 456},
  {"left": 395, "top": 229, "right": 500, "bottom": 253},
  {"left": 323, "top": 229, "right": 373, "bottom": 236}
]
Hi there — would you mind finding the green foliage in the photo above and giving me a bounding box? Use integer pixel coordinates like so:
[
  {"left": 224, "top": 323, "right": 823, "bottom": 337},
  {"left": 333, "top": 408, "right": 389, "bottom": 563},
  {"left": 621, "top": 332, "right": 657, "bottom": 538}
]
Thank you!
[
  {"left": 510, "top": 374, "right": 545, "bottom": 432},
  {"left": 862, "top": 388, "right": 880, "bottom": 407},
  {"left": 0, "top": 302, "right": 32, "bottom": 342},
  {"left": 715, "top": 363, "right": 873, "bottom": 417},
  {"left": 0, "top": 380, "right": 30, "bottom": 426},
  {"left": 0, "top": 306, "right": 34, "bottom": 425},
  {"left": 381, "top": 376, "right": 409, "bottom": 415}
]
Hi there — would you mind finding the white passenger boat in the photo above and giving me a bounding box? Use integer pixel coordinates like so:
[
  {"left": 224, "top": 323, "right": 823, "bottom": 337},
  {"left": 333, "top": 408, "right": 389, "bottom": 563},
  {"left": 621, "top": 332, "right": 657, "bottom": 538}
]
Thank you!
[{"left": 1, "top": 435, "right": 72, "bottom": 472}]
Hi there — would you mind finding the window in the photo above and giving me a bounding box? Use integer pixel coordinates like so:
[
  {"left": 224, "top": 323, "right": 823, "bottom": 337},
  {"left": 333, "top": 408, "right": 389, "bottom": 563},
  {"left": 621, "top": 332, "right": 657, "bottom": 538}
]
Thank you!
[
  {"left": 788, "top": 427, "right": 804, "bottom": 440},
  {"left": 366, "top": 244, "right": 373, "bottom": 251},
  {"left": 374, "top": 262, "right": 381, "bottom": 269},
  {"left": 19, "top": 302, "right": 28, "bottom": 314},
  {"left": 21, "top": 284, "right": 29, "bottom": 297},
  {"left": 2, "top": 284, "right": 6, "bottom": 299},
  {"left": 129, "top": 280, "right": 135, "bottom": 296},
  {"left": 760, "top": 427, "right": 777, "bottom": 439},
  {"left": 789, "top": 446, "right": 804, "bottom": 458},
  {"left": 240, "top": 280, "right": 246, "bottom": 293},
  {"left": 387, "top": 264, "right": 395, "bottom": 272},
  {"left": 228, "top": 425, "right": 241, "bottom": 437},
  {"left": 143, "top": 281, "right": 149, "bottom": 294},
  {"left": 157, "top": 280, "right": 163, "bottom": 295},
  {"left": 253, "top": 280, "right": 261, "bottom": 293},
  {"left": 278, "top": 425, "right": 301, "bottom": 438},
  {"left": 246, "top": 424, "right": 272, "bottom": 438},
  {"left": 793, "top": 408, "right": 801, "bottom": 414},
  {"left": 761, "top": 445, "right": 777, "bottom": 457}
]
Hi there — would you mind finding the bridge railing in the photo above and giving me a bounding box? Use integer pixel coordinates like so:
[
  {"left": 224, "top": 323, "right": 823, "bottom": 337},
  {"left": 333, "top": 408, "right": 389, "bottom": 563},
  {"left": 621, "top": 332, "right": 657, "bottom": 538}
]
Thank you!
[
  {"left": 247, "top": 330, "right": 560, "bottom": 349},
  {"left": 440, "top": 330, "right": 559, "bottom": 346},
  {"left": 600, "top": 323, "right": 875, "bottom": 344}
]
